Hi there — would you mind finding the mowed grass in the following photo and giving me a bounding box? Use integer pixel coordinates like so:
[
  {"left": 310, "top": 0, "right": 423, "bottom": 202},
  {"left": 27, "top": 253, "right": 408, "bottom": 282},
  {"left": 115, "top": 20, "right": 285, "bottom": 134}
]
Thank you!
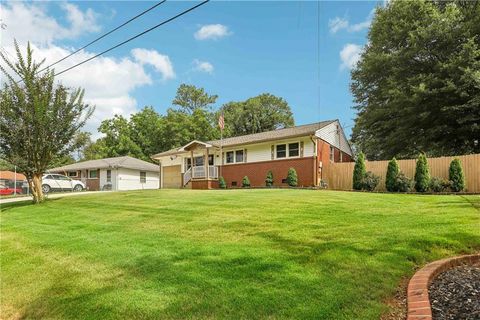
[{"left": 1, "top": 190, "right": 479, "bottom": 320}]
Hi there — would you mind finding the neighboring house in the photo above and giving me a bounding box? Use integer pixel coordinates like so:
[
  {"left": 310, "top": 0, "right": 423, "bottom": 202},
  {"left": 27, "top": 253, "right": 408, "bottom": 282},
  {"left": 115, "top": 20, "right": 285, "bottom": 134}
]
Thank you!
[
  {"left": 48, "top": 156, "right": 160, "bottom": 191},
  {"left": 152, "top": 120, "right": 353, "bottom": 189}
]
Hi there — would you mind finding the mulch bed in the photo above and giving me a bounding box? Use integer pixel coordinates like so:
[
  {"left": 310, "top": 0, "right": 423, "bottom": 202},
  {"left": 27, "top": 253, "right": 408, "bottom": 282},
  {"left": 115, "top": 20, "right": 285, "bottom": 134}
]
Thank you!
[{"left": 429, "top": 262, "right": 480, "bottom": 320}]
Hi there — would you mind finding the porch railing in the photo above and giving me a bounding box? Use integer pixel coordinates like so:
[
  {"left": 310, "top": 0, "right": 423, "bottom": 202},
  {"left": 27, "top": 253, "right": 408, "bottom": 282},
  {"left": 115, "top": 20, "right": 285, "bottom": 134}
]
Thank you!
[{"left": 183, "top": 166, "right": 218, "bottom": 186}]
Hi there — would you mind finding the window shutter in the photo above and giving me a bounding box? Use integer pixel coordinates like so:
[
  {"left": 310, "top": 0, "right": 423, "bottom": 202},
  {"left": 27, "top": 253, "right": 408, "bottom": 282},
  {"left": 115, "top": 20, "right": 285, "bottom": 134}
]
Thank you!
[
  {"left": 300, "top": 141, "right": 304, "bottom": 157},
  {"left": 271, "top": 145, "right": 274, "bottom": 160},
  {"left": 244, "top": 149, "right": 247, "bottom": 162}
]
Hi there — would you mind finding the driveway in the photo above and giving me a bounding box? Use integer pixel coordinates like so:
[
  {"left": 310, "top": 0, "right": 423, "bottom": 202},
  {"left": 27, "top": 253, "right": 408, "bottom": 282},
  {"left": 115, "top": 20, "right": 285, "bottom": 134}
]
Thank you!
[{"left": 0, "top": 191, "right": 108, "bottom": 205}]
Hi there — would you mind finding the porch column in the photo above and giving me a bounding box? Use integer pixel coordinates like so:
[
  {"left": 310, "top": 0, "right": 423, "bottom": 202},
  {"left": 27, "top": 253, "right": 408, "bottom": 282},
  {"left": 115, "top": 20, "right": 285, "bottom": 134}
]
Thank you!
[
  {"left": 190, "top": 150, "right": 194, "bottom": 178},
  {"left": 205, "top": 147, "right": 209, "bottom": 180}
]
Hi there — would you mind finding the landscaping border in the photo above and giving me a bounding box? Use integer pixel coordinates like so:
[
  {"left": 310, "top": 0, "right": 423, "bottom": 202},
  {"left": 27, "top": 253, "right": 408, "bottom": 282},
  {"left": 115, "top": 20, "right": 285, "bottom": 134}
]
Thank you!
[{"left": 407, "top": 253, "right": 480, "bottom": 320}]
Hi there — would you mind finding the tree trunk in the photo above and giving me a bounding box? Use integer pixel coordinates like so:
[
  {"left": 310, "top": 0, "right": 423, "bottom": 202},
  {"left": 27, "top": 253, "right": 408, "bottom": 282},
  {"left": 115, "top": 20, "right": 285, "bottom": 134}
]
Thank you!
[{"left": 31, "top": 173, "right": 44, "bottom": 203}]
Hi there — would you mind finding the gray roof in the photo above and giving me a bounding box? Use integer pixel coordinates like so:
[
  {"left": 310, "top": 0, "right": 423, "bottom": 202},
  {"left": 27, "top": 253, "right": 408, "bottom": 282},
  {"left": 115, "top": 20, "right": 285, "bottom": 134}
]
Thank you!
[
  {"left": 49, "top": 156, "right": 159, "bottom": 172},
  {"left": 151, "top": 120, "right": 335, "bottom": 158}
]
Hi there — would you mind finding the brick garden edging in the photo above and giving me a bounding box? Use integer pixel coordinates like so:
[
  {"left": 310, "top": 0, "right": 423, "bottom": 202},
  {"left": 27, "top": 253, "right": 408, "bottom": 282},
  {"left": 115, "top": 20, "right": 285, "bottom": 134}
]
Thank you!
[{"left": 407, "top": 253, "right": 480, "bottom": 320}]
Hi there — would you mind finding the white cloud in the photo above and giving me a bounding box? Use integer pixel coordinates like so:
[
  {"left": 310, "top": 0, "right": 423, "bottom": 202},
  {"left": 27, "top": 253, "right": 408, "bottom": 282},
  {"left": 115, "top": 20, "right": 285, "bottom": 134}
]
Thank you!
[
  {"left": 192, "top": 59, "right": 214, "bottom": 74},
  {"left": 328, "top": 17, "right": 349, "bottom": 34},
  {"left": 0, "top": 2, "right": 172, "bottom": 138},
  {"left": 328, "top": 10, "right": 375, "bottom": 34},
  {"left": 194, "top": 24, "right": 231, "bottom": 40},
  {"left": 131, "top": 48, "right": 175, "bottom": 80},
  {"left": 0, "top": 2, "right": 100, "bottom": 46},
  {"left": 340, "top": 43, "right": 362, "bottom": 70}
]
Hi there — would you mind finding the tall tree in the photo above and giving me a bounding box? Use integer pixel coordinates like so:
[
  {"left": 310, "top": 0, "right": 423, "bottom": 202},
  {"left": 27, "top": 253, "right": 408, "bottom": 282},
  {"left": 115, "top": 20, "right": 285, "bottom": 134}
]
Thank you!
[
  {"left": 172, "top": 83, "right": 218, "bottom": 114},
  {"left": 221, "top": 93, "right": 294, "bottom": 137},
  {"left": 351, "top": 0, "right": 480, "bottom": 160},
  {"left": 0, "top": 42, "right": 93, "bottom": 203}
]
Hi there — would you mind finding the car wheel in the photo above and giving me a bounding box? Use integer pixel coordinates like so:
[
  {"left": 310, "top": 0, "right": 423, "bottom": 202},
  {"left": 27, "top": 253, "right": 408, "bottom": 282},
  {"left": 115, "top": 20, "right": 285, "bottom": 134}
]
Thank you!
[
  {"left": 42, "top": 184, "right": 51, "bottom": 194},
  {"left": 73, "top": 184, "right": 83, "bottom": 192}
]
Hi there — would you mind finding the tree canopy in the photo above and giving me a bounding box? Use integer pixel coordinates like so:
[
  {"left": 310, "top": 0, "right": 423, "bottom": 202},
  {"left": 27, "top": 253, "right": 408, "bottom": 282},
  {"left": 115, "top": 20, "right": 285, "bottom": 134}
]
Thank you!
[
  {"left": 0, "top": 42, "right": 93, "bottom": 202},
  {"left": 351, "top": 0, "right": 480, "bottom": 159}
]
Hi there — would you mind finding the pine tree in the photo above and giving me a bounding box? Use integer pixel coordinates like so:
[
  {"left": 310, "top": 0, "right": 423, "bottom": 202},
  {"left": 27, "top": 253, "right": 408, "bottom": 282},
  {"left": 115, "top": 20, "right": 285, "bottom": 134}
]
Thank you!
[
  {"left": 353, "top": 152, "right": 367, "bottom": 190},
  {"left": 414, "top": 153, "right": 430, "bottom": 192},
  {"left": 242, "top": 176, "right": 250, "bottom": 188},
  {"left": 449, "top": 158, "right": 465, "bottom": 192},
  {"left": 386, "top": 157, "right": 400, "bottom": 192},
  {"left": 219, "top": 176, "right": 226, "bottom": 189}
]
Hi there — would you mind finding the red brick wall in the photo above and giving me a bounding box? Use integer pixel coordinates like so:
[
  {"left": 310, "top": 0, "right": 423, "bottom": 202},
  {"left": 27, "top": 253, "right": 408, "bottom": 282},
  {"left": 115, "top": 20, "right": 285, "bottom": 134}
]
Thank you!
[
  {"left": 191, "top": 180, "right": 219, "bottom": 189},
  {"left": 220, "top": 157, "right": 316, "bottom": 187}
]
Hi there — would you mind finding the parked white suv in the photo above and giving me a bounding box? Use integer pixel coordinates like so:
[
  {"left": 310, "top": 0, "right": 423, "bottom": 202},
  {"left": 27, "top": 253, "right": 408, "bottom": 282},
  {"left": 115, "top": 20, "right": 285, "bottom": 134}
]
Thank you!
[{"left": 42, "top": 174, "right": 85, "bottom": 193}]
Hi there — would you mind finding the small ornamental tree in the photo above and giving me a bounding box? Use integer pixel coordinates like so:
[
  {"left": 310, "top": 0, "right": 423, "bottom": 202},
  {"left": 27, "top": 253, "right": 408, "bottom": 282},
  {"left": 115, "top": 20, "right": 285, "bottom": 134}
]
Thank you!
[
  {"left": 353, "top": 152, "right": 367, "bottom": 190},
  {"left": 242, "top": 176, "right": 250, "bottom": 188},
  {"left": 414, "top": 153, "right": 430, "bottom": 192},
  {"left": 265, "top": 170, "right": 274, "bottom": 187},
  {"left": 0, "top": 42, "right": 93, "bottom": 203},
  {"left": 386, "top": 157, "right": 400, "bottom": 192},
  {"left": 286, "top": 167, "right": 298, "bottom": 187},
  {"left": 218, "top": 176, "right": 226, "bottom": 189},
  {"left": 449, "top": 158, "right": 465, "bottom": 192}
]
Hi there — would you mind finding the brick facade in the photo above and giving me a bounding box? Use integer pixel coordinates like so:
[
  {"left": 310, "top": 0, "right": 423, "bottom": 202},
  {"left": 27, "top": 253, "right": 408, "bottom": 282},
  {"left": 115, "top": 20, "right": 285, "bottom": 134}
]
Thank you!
[
  {"left": 191, "top": 180, "right": 219, "bottom": 189},
  {"left": 219, "top": 157, "right": 316, "bottom": 187}
]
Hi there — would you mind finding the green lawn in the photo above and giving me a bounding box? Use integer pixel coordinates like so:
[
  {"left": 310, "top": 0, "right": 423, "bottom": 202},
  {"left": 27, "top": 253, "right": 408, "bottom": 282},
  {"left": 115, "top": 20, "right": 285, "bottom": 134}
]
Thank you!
[{"left": 1, "top": 190, "right": 479, "bottom": 319}]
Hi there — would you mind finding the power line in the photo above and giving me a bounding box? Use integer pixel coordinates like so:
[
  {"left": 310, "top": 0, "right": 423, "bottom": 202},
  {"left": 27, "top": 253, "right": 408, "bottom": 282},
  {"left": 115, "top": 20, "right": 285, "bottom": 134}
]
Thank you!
[
  {"left": 54, "top": 0, "right": 209, "bottom": 78},
  {"left": 37, "top": 1, "right": 167, "bottom": 74}
]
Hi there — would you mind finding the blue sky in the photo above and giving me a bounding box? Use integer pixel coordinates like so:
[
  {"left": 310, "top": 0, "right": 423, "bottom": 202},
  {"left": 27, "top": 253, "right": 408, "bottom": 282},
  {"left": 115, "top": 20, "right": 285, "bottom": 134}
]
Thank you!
[{"left": 1, "top": 1, "right": 381, "bottom": 137}]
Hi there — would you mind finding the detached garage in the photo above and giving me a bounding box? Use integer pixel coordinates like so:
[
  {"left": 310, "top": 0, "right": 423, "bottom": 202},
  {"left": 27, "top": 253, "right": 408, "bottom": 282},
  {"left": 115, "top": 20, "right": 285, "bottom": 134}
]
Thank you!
[{"left": 49, "top": 156, "right": 160, "bottom": 191}]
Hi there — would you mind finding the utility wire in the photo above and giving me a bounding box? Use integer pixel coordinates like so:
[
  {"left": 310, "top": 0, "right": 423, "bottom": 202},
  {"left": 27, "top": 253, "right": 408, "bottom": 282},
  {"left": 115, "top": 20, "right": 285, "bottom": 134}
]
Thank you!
[
  {"left": 37, "top": 1, "right": 167, "bottom": 74},
  {"left": 54, "top": 0, "right": 209, "bottom": 78}
]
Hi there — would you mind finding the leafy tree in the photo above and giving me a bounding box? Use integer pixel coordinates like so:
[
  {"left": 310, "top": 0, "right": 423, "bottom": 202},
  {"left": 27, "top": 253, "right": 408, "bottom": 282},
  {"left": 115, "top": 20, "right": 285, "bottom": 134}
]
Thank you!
[
  {"left": 265, "top": 170, "right": 274, "bottom": 187},
  {"left": 97, "top": 115, "right": 144, "bottom": 160},
  {"left": 361, "top": 171, "right": 380, "bottom": 191},
  {"left": 221, "top": 94, "right": 294, "bottom": 137},
  {"left": 286, "top": 167, "right": 298, "bottom": 187},
  {"left": 172, "top": 83, "right": 218, "bottom": 114},
  {"left": 395, "top": 173, "right": 413, "bottom": 192},
  {"left": 352, "top": 152, "right": 367, "bottom": 190},
  {"left": 0, "top": 159, "right": 15, "bottom": 171},
  {"left": 218, "top": 176, "right": 226, "bottom": 189},
  {"left": 351, "top": 1, "right": 480, "bottom": 159},
  {"left": 449, "top": 158, "right": 465, "bottom": 192},
  {"left": 0, "top": 42, "right": 93, "bottom": 203},
  {"left": 129, "top": 107, "right": 165, "bottom": 157},
  {"left": 414, "top": 153, "right": 430, "bottom": 192},
  {"left": 242, "top": 176, "right": 250, "bottom": 188},
  {"left": 386, "top": 157, "right": 400, "bottom": 191}
]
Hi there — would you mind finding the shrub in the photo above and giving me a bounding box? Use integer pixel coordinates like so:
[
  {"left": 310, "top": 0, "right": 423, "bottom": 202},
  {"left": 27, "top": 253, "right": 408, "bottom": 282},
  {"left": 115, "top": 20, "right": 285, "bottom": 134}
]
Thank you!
[
  {"left": 265, "top": 170, "right": 274, "bottom": 187},
  {"left": 218, "top": 176, "right": 226, "bottom": 189},
  {"left": 361, "top": 171, "right": 380, "bottom": 191},
  {"left": 429, "top": 177, "right": 449, "bottom": 193},
  {"left": 385, "top": 157, "right": 399, "bottom": 192},
  {"left": 353, "top": 152, "right": 366, "bottom": 190},
  {"left": 242, "top": 176, "right": 250, "bottom": 188},
  {"left": 395, "top": 173, "right": 413, "bottom": 192},
  {"left": 286, "top": 168, "right": 298, "bottom": 187},
  {"left": 414, "top": 153, "right": 430, "bottom": 192},
  {"left": 449, "top": 158, "right": 465, "bottom": 192}
]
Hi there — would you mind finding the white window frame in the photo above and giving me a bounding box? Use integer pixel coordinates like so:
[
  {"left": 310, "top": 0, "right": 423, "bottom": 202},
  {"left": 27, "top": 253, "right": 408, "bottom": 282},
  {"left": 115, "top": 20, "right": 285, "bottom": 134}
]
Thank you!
[
  {"left": 224, "top": 149, "right": 245, "bottom": 165},
  {"left": 275, "top": 141, "right": 300, "bottom": 159},
  {"left": 106, "top": 169, "right": 112, "bottom": 183},
  {"left": 140, "top": 171, "right": 146, "bottom": 184},
  {"left": 330, "top": 146, "right": 335, "bottom": 162},
  {"left": 88, "top": 170, "right": 98, "bottom": 179},
  {"left": 68, "top": 171, "right": 78, "bottom": 177}
]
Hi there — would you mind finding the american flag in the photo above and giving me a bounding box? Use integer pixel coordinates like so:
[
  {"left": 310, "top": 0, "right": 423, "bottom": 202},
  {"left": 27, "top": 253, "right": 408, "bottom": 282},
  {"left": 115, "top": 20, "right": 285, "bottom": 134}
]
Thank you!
[{"left": 218, "top": 112, "right": 224, "bottom": 130}]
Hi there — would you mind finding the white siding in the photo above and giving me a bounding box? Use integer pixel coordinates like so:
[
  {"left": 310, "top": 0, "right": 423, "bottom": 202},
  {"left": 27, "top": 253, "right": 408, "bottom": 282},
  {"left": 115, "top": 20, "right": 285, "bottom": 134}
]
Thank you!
[
  {"left": 117, "top": 168, "right": 159, "bottom": 191},
  {"left": 99, "top": 168, "right": 118, "bottom": 190},
  {"left": 315, "top": 120, "right": 353, "bottom": 155}
]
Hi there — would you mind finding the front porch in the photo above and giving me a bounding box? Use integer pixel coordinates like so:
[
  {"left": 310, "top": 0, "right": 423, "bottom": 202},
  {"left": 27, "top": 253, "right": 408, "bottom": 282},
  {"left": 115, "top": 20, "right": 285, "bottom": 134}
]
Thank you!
[{"left": 178, "top": 140, "right": 221, "bottom": 189}]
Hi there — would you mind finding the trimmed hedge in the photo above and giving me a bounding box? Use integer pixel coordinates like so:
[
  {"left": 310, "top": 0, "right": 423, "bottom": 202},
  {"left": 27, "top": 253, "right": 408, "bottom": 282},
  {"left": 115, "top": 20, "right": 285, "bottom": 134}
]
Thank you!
[
  {"left": 286, "top": 168, "right": 298, "bottom": 187},
  {"left": 242, "top": 176, "right": 251, "bottom": 188},
  {"left": 386, "top": 157, "right": 400, "bottom": 192},
  {"left": 353, "top": 152, "right": 367, "bottom": 190},
  {"left": 414, "top": 153, "right": 430, "bottom": 192},
  {"left": 449, "top": 158, "right": 465, "bottom": 192},
  {"left": 265, "top": 170, "right": 274, "bottom": 187},
  {"left": 219, "top": 176, "right": 226, "bottom": 189}
]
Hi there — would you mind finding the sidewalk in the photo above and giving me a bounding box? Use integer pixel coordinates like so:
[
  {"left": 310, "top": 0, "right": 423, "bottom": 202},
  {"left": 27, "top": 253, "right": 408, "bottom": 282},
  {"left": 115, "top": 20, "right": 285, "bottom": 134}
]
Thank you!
[{"left": 0, "top": 191, "right": 108, "bottom": 205}]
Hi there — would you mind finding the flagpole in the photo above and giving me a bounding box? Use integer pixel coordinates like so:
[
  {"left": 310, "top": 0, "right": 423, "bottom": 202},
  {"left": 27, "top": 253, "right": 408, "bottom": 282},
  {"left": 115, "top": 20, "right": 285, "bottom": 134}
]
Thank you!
[{"left": 219, "top": 108, "right": 223, "bottom": 181}]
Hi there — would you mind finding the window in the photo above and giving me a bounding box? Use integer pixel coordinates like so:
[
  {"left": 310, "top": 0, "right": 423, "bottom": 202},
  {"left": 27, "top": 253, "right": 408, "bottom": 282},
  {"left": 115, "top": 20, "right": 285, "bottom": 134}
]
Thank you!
[
  {"left": 208, "top": 154, "right": 214, "bottom": 166},
  {"left": 68, "top": 171, "right": 77, "bottom": 177},
  {"left": 186, "top": 158, "right": 192, "bottom": 170},
  {"left": 44, "top": 175, "right": 53, "bottom": 180},
  {"left": 140, "top": 171, "right": 146, "bottom": 183},
  {"left": 57, "top": 175, "right": 70, "bottom": 181},
  {"left": 194, "top": 156, "right": 204, "bottom": 167},
  {"left": 288, "top": 143, "right": 299, "bottom": 157},
  {"left": 330, "top": 146, "right": 335, "bottom": 162},
  {"left": 107, "top": 170, "right": 111, "bottom": 183},
  {"left": 226, "top": 151, "right": 234, "bottom": 164},
  {"left": 89, "top": 170, "right": 98, "bottom": 179},
  {"left": 235, "top": 150, "right": 244, "bottom": 163},
  {"left": 276, "top": 144, "right": 287, "bottom": 158}
]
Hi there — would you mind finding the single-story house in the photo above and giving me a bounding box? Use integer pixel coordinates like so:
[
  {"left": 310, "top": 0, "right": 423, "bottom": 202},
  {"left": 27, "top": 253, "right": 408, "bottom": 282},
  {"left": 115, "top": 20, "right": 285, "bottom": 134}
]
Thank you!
[
  {"left": 152, "top": 120, "right": 353, "bottom": 189},
  {"left": 49, "top": 156, "right": 160, "bottom": 191}
]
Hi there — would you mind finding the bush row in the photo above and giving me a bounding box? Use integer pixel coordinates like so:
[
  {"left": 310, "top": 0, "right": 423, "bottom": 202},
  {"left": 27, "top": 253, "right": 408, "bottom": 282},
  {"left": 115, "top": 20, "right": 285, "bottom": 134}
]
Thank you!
[
  {"left": 218, "top": 168, "right": 299, "bottom": 189},
  {"left": 353, "top": 152, "right": 465, "bottom": 192}
]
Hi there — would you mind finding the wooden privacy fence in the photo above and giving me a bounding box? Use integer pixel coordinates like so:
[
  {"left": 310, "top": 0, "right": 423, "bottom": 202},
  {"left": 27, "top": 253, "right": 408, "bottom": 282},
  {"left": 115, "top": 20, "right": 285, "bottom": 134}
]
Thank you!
[{"left": 324, "top": 153, "right": 480, "bottom": 193}]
